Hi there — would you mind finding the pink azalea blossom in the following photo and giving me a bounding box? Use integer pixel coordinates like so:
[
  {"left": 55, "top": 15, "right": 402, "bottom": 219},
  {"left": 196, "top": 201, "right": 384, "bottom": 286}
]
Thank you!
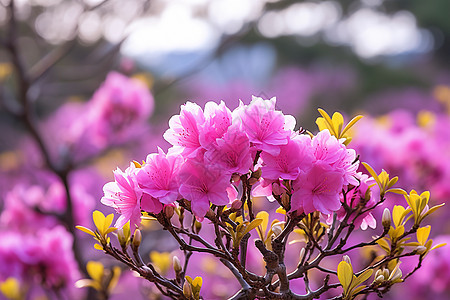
[
  {"left": 232, "top": 96, "right": 294, "bottom": 156},
  {"left": 164, "top": 102, "right": 206, "bottom": 158},
  {"left": 178, "top": 158, "right": 231, "bottom": 218},
  {"left": 102, "top": 164, "right": 162, "bottom": 231},
  {"left": 136, "top": 147, "right": 183, "bottom": 204},
  {"left": 312, "top": 129, "right": 359, "bottom": 186},
  {"left": 204, "top": 125, "right": 252, "bottom": 175},
  {"left": 199, "top": 101, "right": 232, "bottom": 148},
  {"left": 261, "top": 134, "right": 314, "bottom": 180},
  {"left": 291, "top": 163, "right": 344, "bottom": 214}
]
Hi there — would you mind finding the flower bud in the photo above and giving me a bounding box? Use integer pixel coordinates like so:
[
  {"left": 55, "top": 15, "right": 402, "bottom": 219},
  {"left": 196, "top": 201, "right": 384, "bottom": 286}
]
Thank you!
[
  {"left": 252, "top": 168, "right": 262, "bottom": 179},
  {"left": 173, "top": 256, "right": 182, "bottom": 273},
  {"left": 164, "top": 205, "right": 175, "bottom": 219},
  {"left": 375, "top": 275, "right": 385, "bottom": 283},
  {"left": 375, "top": 269, "right": 382, "bottom": 278},
  {"left": 231, "top": 174, "right": 241, "bottom": 183},
  {"left": 194, "top": 220, "right": 202, "bottom": 234},
  {"left": 117, "top": 228, "right": 129, "bottom": 249},
  {"left": 271, "top": 224, "right": 283, "bottom": 237},
  {"left": 382, "top": 269, "right": 389, "bottom": 280},
  {"left": 382, "top": 208, "right": 391, "bottom": 229},
  {"left": 343, "top": 255, "right": 351, "bottom": 265},
  {"left": 389, "top": 267, "right": 402, "bottom": 282},
  {"left": 132, "top": 229, "right": 142, "bottom": 250},
  {"left": 415, "top": 245, "right": 427, "bottom": 255},
  {"left": 248, "top": 177, "right": 258, "bottom": 185},
  {"left": 281, "top": 192, "right": 290, "bottom": 208},
  {"left": 272, "top": 182, "right": 283, "bottom": 196},
  {"left": 299, "top": 248, "right": 305, "bottom": 261},
  {"left": 231, "top": 200, "right": 242, "bottom": 211},
  {"left": 183, "top": 280, "right": 192, "bottom": 298}
]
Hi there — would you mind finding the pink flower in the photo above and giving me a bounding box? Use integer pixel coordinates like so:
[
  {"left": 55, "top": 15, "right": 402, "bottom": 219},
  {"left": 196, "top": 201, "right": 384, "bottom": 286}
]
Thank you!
[
  {"left": 204, "top": 125, "right": 252, "bottom": 175},
  {"left": 312, "top": 130, "right": 359, "bottom": 186},
  {"left": 164, "top": 102, "right": 206, "bottom": 158},
  {"left": 199, "top": 101, "right": 232, "bottom": 149},
  {"left": 291, "top": 163, "right": 344, "bottom": 214},
  {"left": 233, "top": 96, "right": 294, "bottom": 156},
  {"left": 84, "top": 72, "right": 153, "bottom": 147},
  {"left": 261, "top": 135, "right": 314, "bottom": 180},
  {"left": 136, "top": 148, "right": 183, "bottom": 204},
  {"left": 329, "top": 173, "right": 377, "bottom": 230},
  {"left": 102, "top": 164, "right": 161, "bottom": 231},
  {"left": 0, "top": 226, "right": 79, "bottom": 291},
  {"left": 178, "top": 158, "right": 231, "bottom": 218}
]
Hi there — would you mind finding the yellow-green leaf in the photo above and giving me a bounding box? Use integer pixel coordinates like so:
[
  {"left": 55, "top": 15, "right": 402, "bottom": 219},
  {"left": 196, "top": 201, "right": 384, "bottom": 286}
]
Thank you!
[
  {"left": 386, "top": 188, "right": 407, "bottom": 195},
  {"left": 392, "top": 205, "right": 406, "bottom": 228},
  {"left": 108, "top": 266, "right": 121, "bottom": 292},
  {"left": 94, "top": 243, "right": 103, "bottom": 250},
  {"left": 75, "top": 225, "right": 96, "bottom": 237},
  {"left": 337, "top": 261, "right": 353, "bottom": 291},
  {"left": 87, "top": 261, "right": 104, "bottom": 282},
  {"left": 104, "top": 213, "right": 114, "bottom": 233},
  {"left": 356, "top": 269, "right": 373, "bottom": 286},
  {"left": 423, "top": 203, "right": 445, "bottom": 219},
  {"left": 341, "top": 115, "right": 363, "bottom": 137},
  {"left": 243, "top": 218, "right": 263, "bottom": 236},
  {"left": 417, "top": 226, "right": 431, "bottom": 245},
  {"left": 93, "top": 211, "right": 106, "bottom": 233},
  {"left": 0, "top": 278, "right": 21, "bottom": 300},
  {"left": 431, "top": 243, "right": 446, "bottom": 251},
  {"left": 362, "top": 163, "right": 381, "bottom": 188}
]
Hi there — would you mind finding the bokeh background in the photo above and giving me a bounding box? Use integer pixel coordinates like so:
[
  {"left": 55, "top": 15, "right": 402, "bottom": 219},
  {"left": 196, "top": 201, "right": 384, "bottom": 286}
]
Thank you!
[{"left": 1, "top": 0, "right": 450, "bottom": 299}]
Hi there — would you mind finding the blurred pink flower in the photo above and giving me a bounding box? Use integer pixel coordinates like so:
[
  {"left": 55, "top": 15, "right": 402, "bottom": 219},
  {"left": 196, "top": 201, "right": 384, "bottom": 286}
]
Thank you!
[{"left": 0, "top": 226, "right": 79, "bottom": 292}]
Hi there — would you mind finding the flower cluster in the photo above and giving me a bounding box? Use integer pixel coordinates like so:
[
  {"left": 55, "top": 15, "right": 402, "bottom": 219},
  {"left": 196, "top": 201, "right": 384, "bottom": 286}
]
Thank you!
[
  {"left": 79, "top": 96, "right": 445, "bottom": 300},
  {"left": 102, "top": 97, "right": 366, "bottom": 231}
]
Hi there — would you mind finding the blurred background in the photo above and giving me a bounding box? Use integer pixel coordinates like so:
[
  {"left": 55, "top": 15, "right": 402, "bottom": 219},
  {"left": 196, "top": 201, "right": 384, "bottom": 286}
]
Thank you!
[{"left": 1, "top": 0, "right": 450, "bottom": 299}]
